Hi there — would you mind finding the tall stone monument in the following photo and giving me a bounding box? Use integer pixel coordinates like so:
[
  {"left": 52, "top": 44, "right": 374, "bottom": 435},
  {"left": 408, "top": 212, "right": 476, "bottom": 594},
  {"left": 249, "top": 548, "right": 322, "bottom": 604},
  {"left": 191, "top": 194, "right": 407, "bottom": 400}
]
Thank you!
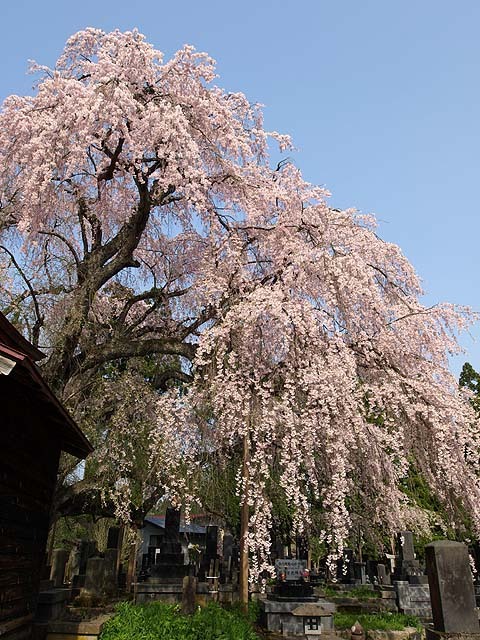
[
  {"left": 150, "top": 507, "right": 188, "bottom": 581},
  {"left": 426, "top": 540, "right": 479, "bottom": 639}
]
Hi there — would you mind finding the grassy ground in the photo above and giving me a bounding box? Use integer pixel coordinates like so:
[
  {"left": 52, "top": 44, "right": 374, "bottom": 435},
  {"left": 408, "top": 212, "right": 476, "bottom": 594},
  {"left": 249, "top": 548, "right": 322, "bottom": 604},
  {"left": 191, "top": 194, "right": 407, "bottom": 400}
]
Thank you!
[
  {"left": 334, "top": 612, "right": 422, "bottom": 631},
  {"left": 99, "top": 601, "right": 261, "bottom": 640},
  {"left": 323, "top": 585, "right": 379, "bottom": 600}
]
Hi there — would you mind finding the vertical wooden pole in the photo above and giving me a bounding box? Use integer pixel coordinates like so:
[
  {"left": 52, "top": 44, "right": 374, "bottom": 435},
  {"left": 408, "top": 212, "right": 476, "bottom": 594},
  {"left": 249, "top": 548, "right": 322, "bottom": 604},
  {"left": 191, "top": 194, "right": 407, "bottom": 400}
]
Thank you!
[
  {"left": 126, "top": 534, "right": 138, "bottom": 594},
  {"left": 116, "top": 525, "right": 125, "bottom": 576},
  {"left": 239, "top": 432, "right": 250, "bottom": 608}
]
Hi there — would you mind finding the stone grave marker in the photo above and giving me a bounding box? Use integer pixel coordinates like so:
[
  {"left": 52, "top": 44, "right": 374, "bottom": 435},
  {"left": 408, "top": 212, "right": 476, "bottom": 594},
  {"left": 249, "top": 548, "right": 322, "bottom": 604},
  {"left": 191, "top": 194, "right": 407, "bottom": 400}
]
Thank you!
[
  {"left": 50, "top": 548, "right": 69, "bottom": 588},
  {"left": 354, "top": 561, "right": 366, "bottom": 584},
  {"left": 377, "top": 563, "right": 391, "bottom": 586},
  {"left": 149, "top": 507, "right": 188, "bottom": 582},
  {"left": 397, "top": 531, "right": 421, "bottom": 580},
  {"left": 426, "top": 540, "right": 479, "bottom": 636},
  {"left": 337, "top": 548, "right": 355, "bottom": 583},
  {"left": 275, "top": 558, "right": 307, "bottom": 581},
  {"left": 206, "top": 525, "right": 219, "bottom": 559},
  {"left": 82, "top": 556, "right": 105, "bottom": 597},
  {"left": 104, "top": 548, "right": 118, "bottom": 595},
  {"left": 223, "top": 533, "right": 233, "bottom": 560},
  {"left": 165, "top": 507, "right": 181, "bottom": 540},
  {"left": 67, "top": 544, "right": 82, "bottom": 582},
  {"left": 399, "top": 531, "right": 415, "bottom": 561}
]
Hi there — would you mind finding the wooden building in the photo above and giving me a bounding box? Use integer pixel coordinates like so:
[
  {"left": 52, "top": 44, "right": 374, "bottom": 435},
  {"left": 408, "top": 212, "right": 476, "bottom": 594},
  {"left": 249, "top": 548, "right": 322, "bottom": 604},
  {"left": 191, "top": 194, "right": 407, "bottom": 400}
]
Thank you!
[{"left": 0, "top": 313, "right": 92, "bottom": 639}]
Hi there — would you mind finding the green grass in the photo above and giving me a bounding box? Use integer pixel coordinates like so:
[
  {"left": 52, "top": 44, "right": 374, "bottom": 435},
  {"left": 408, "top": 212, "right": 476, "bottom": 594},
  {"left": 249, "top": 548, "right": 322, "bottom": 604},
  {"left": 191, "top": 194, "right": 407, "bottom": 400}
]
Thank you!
[
  {"left": 322, "top": 585, "right": 378, "bottom": 599},
  {"left": 334, "top": 612, "right": 422, "bottom": 631},
  {"left": 99, "top": 601, "right": 261, "bottom": 640}
]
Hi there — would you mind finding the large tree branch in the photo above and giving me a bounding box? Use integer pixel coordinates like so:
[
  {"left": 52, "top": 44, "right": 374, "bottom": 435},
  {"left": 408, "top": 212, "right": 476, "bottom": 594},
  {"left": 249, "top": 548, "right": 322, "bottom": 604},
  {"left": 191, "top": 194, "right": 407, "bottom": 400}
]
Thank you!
[
  {"left": 82, "top": 337, "right": 196, "bottom": 372},
  {"left": 153, "top": 369, "right": 193, "bottom": 390},
  {"left": 98, "top": 136, "right": 125, "bottom": 182}
]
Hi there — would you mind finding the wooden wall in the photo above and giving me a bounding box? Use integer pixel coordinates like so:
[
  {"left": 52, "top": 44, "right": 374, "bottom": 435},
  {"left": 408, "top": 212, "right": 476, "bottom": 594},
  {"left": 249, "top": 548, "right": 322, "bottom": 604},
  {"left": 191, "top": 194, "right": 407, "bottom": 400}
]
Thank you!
[{"left": 0, "top": 374, "right": 61, "bottom": 639}]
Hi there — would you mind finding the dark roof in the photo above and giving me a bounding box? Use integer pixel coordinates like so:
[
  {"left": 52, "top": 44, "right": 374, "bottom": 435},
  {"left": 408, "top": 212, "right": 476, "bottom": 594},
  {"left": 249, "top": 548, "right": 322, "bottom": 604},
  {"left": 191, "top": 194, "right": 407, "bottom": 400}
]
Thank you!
[
  {"left": 144, "top": 515, "right": 206, "bottom": 535},
  {"left": 0, "top": 312, "right": 45, "bottom": 361},
  {"left": 0, "top": 313, "right": 92, "bottom": 458}
]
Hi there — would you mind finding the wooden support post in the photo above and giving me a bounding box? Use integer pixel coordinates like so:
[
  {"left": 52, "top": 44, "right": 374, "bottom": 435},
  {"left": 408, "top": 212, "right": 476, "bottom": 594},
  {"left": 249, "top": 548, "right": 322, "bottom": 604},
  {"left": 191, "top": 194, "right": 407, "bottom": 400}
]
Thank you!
[{"left": 126, "top": 535, "right": 138, "bottom": 593}]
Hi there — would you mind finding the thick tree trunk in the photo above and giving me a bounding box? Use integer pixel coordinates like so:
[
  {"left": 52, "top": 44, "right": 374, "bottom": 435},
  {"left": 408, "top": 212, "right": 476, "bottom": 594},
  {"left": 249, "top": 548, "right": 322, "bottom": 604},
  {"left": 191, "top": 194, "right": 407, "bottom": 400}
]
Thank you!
[{"left": 239, "top": 432, "right": 250, "bottom": 607}]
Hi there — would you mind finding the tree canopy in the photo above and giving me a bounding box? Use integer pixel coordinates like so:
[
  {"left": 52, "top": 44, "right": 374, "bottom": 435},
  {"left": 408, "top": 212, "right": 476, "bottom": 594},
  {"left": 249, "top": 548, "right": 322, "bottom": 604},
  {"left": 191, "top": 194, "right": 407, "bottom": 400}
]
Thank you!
[{"left": 1, "top": 28, "right": 479, "bottom": 582}]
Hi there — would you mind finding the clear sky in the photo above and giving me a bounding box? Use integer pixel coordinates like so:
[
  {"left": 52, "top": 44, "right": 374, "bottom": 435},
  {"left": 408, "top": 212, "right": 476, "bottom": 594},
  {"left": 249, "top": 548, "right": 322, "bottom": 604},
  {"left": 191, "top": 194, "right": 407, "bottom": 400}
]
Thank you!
[{"left": 1, "top": 0, "right": 479, "bottom": 375}]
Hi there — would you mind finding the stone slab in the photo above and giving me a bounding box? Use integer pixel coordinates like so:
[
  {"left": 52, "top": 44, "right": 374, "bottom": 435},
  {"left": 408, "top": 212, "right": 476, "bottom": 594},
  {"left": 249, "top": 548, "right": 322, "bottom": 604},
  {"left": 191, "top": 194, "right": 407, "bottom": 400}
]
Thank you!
[
  {"left": 426, "top": 631, "right": 480, "bottom": 640},
  {"left": 426, "top": 541, "right": 479, "bottom": 633},
  {"left": 262, "top": 598, "right": 336, "bottom": 614},
  {"left": 46, "top": 614, "right": 112, "bottom": 639}
]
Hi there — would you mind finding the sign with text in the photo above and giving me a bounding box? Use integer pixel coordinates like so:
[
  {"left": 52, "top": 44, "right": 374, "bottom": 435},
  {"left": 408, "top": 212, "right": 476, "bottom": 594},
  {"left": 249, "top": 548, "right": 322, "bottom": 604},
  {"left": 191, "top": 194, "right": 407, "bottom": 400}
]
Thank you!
[{"left": 275, "top": 559, "right": 307, "bottom": 581}]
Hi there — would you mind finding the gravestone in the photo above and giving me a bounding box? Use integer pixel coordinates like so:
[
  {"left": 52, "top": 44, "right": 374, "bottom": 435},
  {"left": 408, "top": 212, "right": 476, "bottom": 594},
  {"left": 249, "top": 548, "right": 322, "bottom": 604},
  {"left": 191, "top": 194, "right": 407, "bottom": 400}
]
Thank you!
[
  {"left": 50, "top": 549, "right": 69, "bottom": 588},
  {"left": 275, "top": 559, "right": 307, "bottom": 582},
  {"left": 67, "top": 545, "right": 82, "bottom": 582},
  {"left": 206, "top": 525, "right": 219, "bottom": 560},
  {"left": 103, "top": 548, "right": 118, "bottom": 595},
  {"left": 426, "top": 540, "right": 479, "bottom": 636},
  {"left": 221, "top": 533, "right": 234, "bottom": 583},
  {"left": 78, "top": 540, "right": 95, "bottom": 574},
  {"left": 274, "top": 539, "right": 285, "bottom": 560},
  {"left": 297, "top": 536, "right": 309, "bottom": 561},
  {"left": 199, "top": 525, "right": 219, "bottom": 581},
  {"left": 273, "top": 558, "right": 314, "bottom": 601},
  {"left": 396, "top": 531, "right": 422, "bottom": 581},
  {"left": 399, "top": 531, "right": 415, "bottom": 561},
  {"left": 82, "top": 556, "right": 105, "bottom": 596},
  {"left": 107, "top": 526, "right": 123, "bottom": 575},
  {"left": 262, "top": 559, "right": 335, "bottom": 636},
  {"left": 354, "top": 561, "right": 366, "bottom": 585},
  {"left": 223, "top": 533, "right": 233, "bottom": 560},
  {"left": 149, "top": 507, "right": 188, "bottom": 581},
  {"left": 337, "top": 548, "right": 355, "bottom": 583},
  {"left": 377, "top": 563, "right": 391, "bottom": 586},
  {"left": 165, "top": 507, "right": 181, "bottom": 539}
]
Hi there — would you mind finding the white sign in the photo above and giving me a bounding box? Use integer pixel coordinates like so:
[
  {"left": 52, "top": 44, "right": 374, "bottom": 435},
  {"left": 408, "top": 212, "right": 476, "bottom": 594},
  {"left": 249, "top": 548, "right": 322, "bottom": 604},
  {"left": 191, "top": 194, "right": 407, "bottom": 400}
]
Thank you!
[{"left": 275, "top": 559, "right": 307, "bottom": 581}]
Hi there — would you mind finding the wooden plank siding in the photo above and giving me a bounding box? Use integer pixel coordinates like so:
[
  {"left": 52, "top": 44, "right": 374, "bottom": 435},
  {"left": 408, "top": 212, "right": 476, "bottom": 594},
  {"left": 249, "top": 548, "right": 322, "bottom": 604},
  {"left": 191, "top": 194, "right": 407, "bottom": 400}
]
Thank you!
[
  {"left": 0, "top": 374, "right": 62, "bottom": 639},
  {"left": 0, "top": 313, "right": 91, "bottom": 639}
]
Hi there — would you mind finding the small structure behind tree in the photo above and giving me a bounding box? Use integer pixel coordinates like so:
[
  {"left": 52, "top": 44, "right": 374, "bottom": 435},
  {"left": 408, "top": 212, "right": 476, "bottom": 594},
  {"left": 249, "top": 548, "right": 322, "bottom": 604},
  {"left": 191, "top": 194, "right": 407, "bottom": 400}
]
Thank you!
[{"left": 0, "top": 312, "right": 92, "bottom": 639}]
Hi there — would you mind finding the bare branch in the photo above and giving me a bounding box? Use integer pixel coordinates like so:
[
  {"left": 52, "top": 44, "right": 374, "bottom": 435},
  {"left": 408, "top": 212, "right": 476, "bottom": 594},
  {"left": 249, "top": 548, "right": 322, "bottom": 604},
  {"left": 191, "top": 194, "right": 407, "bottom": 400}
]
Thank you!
[{"left": 0, "top": 245, "right": 43, "bottom": 346}]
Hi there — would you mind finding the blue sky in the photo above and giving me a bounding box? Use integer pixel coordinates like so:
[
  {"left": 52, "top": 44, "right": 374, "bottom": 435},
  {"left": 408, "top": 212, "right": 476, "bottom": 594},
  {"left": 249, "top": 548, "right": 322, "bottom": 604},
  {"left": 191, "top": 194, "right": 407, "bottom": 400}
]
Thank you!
[{"left": 1, "top": 0, "right": 479, "bottom": 375}]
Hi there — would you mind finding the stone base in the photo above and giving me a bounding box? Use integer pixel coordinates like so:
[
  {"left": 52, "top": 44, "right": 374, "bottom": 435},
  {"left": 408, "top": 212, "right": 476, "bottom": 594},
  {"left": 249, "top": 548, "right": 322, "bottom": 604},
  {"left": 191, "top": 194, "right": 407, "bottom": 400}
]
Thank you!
[
  {"left": 35, "top": 589, "right": 70, "bottom": 623},
  {"left": 134, "top": 580, "right": 233, "bottom": 606},
  {"left": 149, "top": 564, "right": 189, "bottom": 581},
  {"left": 395, "top": 581, "right": 432, "bottom": 620},
  {"left": 409, "top": 575, "right": 429, "bottom": 585},
  {"left": 261, "top": 598, "right": 335, "bottom": 636},
  {"left": 338, "top": 627, "right": 421, "bottom": 640},
  {"left": 45, "top": 614, "right": 112, "bottom": 640},
  {"left": 426, "top": 630, "right": 480, "bottom": 640},
  {"left": 135, "top": 580, "right": 183, "bottom": 604},
  {"left": 218, "top": 584, "right": 238, "bottom": 605}
]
